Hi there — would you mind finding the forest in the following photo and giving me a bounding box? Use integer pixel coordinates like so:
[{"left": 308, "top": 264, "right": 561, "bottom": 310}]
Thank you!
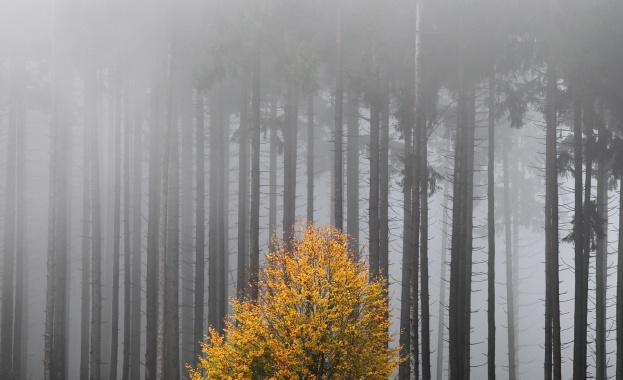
[{"left": 1, "top": 0, "right": 623, "bottom": 379}]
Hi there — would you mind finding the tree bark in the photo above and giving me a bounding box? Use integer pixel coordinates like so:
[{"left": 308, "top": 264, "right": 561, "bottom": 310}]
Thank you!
[
  {"left": 193, "top": 88, "right": 205, "bottom": 366},
  {"left": 595, "top": 129, "right": 607, "bottom": 380},
  {"left": 487, "top": 71, "right": 496, "bottom": 380},
  {"left": 122, "top": 80, "right": 132, "bottom": 380},
  {"left": 368, "top": 89, "right": 381, "bottom": 280},
  {"left": 435, "top": 182, "right": 450, "bottom": 380},
  {"left": 379, "top": 87, "right": 390, "bottom": 280},
  {"left": 503, "top": 132, "right": 516, "bottom": 380},
  {"left": 307, "top": 95, "right": 314, "bottom": 224},
  {"left": 283, "top": 84, "right": 298, "bottom": 246},
  {"left": 420, "top": 99, "right": 431, "bottom": 380},
  {"left": 334, "top": 0, "right": 344, "bottom": 231},
  {"left": 617, "top": 169, "right": 623, "bottom": 380},
  {"left": 346, "top": 90, "right": 359, "bottom": 255},
  {"left": 238, "top": 81, "right": 249, "bottom": 299}
]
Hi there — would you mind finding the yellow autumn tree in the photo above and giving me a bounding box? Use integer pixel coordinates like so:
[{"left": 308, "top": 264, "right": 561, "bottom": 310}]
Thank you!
[{"left": 188, "top": 225, "right": 402, "bottom": 379}]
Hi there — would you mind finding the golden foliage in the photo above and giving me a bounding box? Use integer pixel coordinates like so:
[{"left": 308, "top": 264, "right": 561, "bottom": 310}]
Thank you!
[{"left": 187, "top": 225, "right": 402, "bottom": 379}]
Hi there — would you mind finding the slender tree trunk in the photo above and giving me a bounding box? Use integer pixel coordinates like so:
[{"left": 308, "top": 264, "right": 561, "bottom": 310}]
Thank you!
[
  {"left": 410, "top": 3, "right": 422, "bottom": 378},
  {"left": 193, "top": 88, "right": 205, "bottom": 366},
  {"left": 1, "top": 67, "right": 18, "bottom": 376},
  {"left": 487, "top": 71, "right": 496, "bottom": 380},
  {"left": 180, "top": 88, "right": 194, "bottom": 377},
  {"left": 368, "top": 89, "right": 381, "bottom": 280},
  {"left": 399, "top": 89, "right": 412, "bottom": 380},
  {"left": 334, "top": 0, "right": 344, "bottom": 231},
  {"left": 122, "top": 81, "right": 132, "bottom": 380},
  {"left": 283, "top": 84, "right": 298, "bottom": 245},
  {"left": 238, "top": 81, "right": 249, "bottom": 299},
  {"left": 250, "top": 37, "right": 261, "bottom": 301},
  {"left": 436, "top": 182, "right": 450, "bottom": 380},
  {"left": 269, "top": 99, "right": 278, "bottom": 240},
  {"left": 90, "top": 67, "right": 104, "bottom": 380},
  {"left": 346, "top": 90, "right": 359, "bottom": 255},
  {"left": 80, "top": 74, "right": 93, "bottom": 380},
  {"left": 13, "top": 80, "right": 27, "bottom": 380},
  {"left": 379, "top": 87, "right": 390, "bottom": 279},
  {"left": 616, "top": 169, "right": 623, "bottom": 380},
  {"left": 595, "top": 132, "right": 607, "bottom": 380},
  {"left": 145, "top": 85, "right": 162, "bottom": 380},
  {"left": 307, "top": 95, "right": 314, "bottom": 224},
  {"left": 110, "top": 68, "right": 122, "bottom": 380},
  {"left": 512, "top": 160, "right": 520, "bottom": 373},
  {"left": 503, "top": 132, "right": 516, "bottom": 380},
  {"left": 208, "top": 87, "right": 222, "bottom": 330},
  {"left": 581, "top": 105, "right": 593, "bottom": 380},
  {"left": 130, "top": 98, "right": 143, "bottom": 380},
  {"left": 572, "top": 95, "right": 586, "bottom": 380}
]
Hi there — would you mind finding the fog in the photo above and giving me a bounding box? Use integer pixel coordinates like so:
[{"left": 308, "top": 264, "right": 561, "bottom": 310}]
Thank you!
[{"left": 1, "top": 0, "right": 622, "bottom": 379}]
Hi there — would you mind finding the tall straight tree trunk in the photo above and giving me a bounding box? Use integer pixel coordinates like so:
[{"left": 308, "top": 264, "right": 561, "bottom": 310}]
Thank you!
[
  {"left": 580, "top": 105, "right": 593, "bottom": 380},
  {"left": 379, "top": 88, "right": 390, "bottom": 279},
  {"left": 436, "top": 182, "right": 450, "bottom": 380},
  {"left": 346, "top": 90, "right": 359, "bottom": 255},
  {"left": 616, "top": 168, "right": 623, "bottom": 380},
  {"left": 572, "top": 95, "right": 586, "bottom": 380},
  {"left": 122, "top": 82, "right": 132, "bottom": 380},
  {"left": 110, "top": 68, "right": 122, "bottom": 380},
  {"left": 283, "top": 84, "right": 298, "bottom": 246},
  {"left": 307, "top": 95, "right": 314, "bottom": 224},
  {"left": 595, "top": 132, "right": 607, "bottom": 380},
  {"left": 420, "top": 115, "right": 431, "bottom": 380},
  {"left": 250, "top": 54, "right": 261, "bottom": 300},
  {"left": 503, "top": 133, "right": 516, "bottom": 380},
  {"left": 90, "top": 67, "right": 103, "bottom": 380},
  {"left": 130, "top": 97, "right": 143, "bottom": 380},
  {"left": 487, "top": 71, "right": 496, "bottom": 380},
  {"left": 368, "top": 90, "right": 381, "bottom": 280},
  {"left": 410, "top": 3, "right": 422, "bottom": 379},
  {"left": 180, "top": 89, "right": 195, "bottom": 376},
  {"left": 80, "top": 75, "right": 93, "bottom": 380},
  {"left": 238, "top": 82, "right": 249, "bottom": 299},
  {"left": 145, "top": 85, "right": 162, "bottom": 380},
  {"left": 13, "top": 81, "right": 27, "bottom": 380},
  {"left": 193, "top": 88, "right": 205, "bottom": 365},
  {"left": 1, "top": 67, "right": 18, "bottom": 376},
  {"left": 399, "top": 89, "right": 413, "bottom": 380},
  {"left": 218, "top": 111, "right": 230, "bottom": 329},
  {"left": 334, "top": 0, "right": 344, "bottom": 231},
  {"left": 268, "top": 99, "right": 278, "bottom": 240},
  {"left": 512, "top": 160, "right": 520, "bottom": 372},
  {"left": 165, "top": 101, "right": 180, "bottom": 380}
]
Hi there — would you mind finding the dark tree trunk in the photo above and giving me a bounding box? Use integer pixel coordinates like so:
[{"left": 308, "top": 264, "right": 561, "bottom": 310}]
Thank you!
[
  {"left": 503, "top": 133, "right": 516, "bottom": 380},
  {"left": 399, "top": 89, "right": 412, "bottom": 380},
  {"left": 436, "top": 182, "right": 450, "bottom": 380},
  {"left": 250, "top": 39, "right": 261, "bottom": 301},
  {"left": 346, "top": 90, "right": 359, "bottom": 255},
  {"left": 307, "top": 95, "right": 314, "bottom": 224},
  {"left": 595, "top": 130, "right": 607, "bottom": 380},
  {"left": 617, "top": 168, "right": 623, "bottom": 380},
  {"left": 130, "top": 98, "right": 143, "bottom": 380},
  {"left": 145, "top": 86, "right": 162, "bottom": 380},
  {"left": 283, "top": 84, "right": 299, "bottom": 245},
  {"left": 334, "top": 0, "right": 343, "bottom": 231},
  {"left": 379, "top": 88, "right": 390, "bottom": 280},
  {"left": 487, "top": 72, "right": 496, "bottom": 380},
  {"left": 238, "top": 81, "right": 249, "bottom": 299},
  {"left": 368, "top": 90, "right": 381, "bottom": 280},
  {"left": 193, "top": 88, "right": 205, "bottom": 365},
  {"left": 420, "top": 101, "right": 431, "bottom": 380},
  {"left": 268, "top": 99, "right": 278, "bottom": 240},
  {"left": 122, "top": 81, "right": 132, "bottom": 380},
  {"left": 80, "top": 72, "right": 93, "bottom": 380},
  {"left": 90, "top": 68, "right": 104, "bottom": 380},
  {"left": 1, "top": 67, "right": 18, "bottom": 376},
  {"left": 45, "top": 95, "right": 57, "bottom": 380},
  {"left": 110, "top": 69, "right": 122, "bottom": 380},
  {"left": 572, "top": 95, "right": 586, "bottom": 380},
  {"left": 208, "top": 88, "right": 221, "bottom": 330}
]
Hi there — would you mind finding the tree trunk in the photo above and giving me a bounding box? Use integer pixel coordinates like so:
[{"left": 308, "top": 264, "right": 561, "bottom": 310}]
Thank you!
[
  {"left": 346, "top": 90, "right": 359, "bottom": 255},
  {"left": 110, "top": 67, "right": 122, "bottom": 380},
  {"left": 595, "top": 130, "right": 607, "bottom": 380},
  {"left": 180, "top": 88, "right": 195, "bottom": 378},
  {"left": 130, "top": 97, "right": 143, "bottom": 380},
  {"left": 435, "top": 182, "right": 450, "bottom": 380},
  {"left": 399, "top": 89, "right": 412, "bottom": 380},
  {"left": 238, "top": 81, "right": 249, "bottom": 299},
  {"left": 487, "top": 71, "right": 496, "bottom": 380},
  {"left": 307, "top": 95, "right": 314, "bottom": 224},
  {"left": 283, "top": 84, "right": 298, "bottom": 245},
  {"left": 145, "top": 85, "right": 162, "bottom": 380},
  {"left": 1, "top": 66, "right": 18, "bottom": 376},
  {"left": 379, "top": 88, "right": 390, "bottom": 280},
  {"left": 334, "top": 0, "right": 344, "bottom": 231},
  {"left": 503, "top": 132, "right": 516, "bottom": 380},
  {"left": 90, "top": 67, "right": 104, "bottom": 380},
  {"left": 122, "top": 81, "right": 132, "bottom": 380},
  {"left": 572, "top": 95, "right": 586, "bottom": 380},
  {"left": 80, "top": 72, "right": 93, "bottom": 380},
  {"left": 268, "top": 99, "right": 278, "bottom": 241},
  {"left": 193, "top": 88, "right": 205, "bottom": 366},
  {"left": 617, "top": 168, "right": 623, "bottom": 380},
  {"left": 368, "top": 89, "right": 381, "bottom": 280},
  {"left": 420, "top": 100, "right": 431, "bottom": 380},
  {"left": 13, "top": 80, "right": 27, "bottom": 380}
]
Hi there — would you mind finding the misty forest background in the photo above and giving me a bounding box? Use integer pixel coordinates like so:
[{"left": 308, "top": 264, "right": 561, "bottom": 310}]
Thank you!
[{"left": 1, "top": 0, "right": 623, "bottom": 379}]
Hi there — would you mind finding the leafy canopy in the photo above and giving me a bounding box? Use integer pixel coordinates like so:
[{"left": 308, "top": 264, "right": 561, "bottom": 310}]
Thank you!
[{"left": 188, "top": 225, "right": 402, "bottom": 379}]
